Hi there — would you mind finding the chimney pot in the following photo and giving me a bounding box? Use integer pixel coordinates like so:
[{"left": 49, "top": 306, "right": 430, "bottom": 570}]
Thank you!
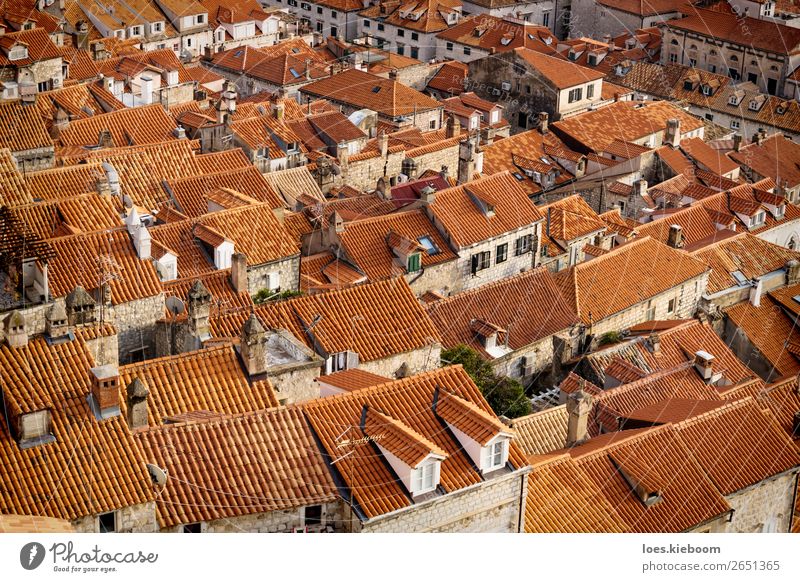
[
  {"left": 90, "top": 365, "right": 121, "bottom": 419},
  {"left": 667, "top": 224, "right": 683, "bottom": 249},
  {"left": 126, "top": 377, "right": 149, "bottom": 430},
  {"left": 566, "top": 380, "right": 593, "bottom": 446},
  {"left": 231, "top": 252, "right": 248, "bottom": 293}
]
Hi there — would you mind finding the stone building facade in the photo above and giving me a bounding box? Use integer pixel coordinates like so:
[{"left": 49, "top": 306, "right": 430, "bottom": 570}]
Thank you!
[
  {"left": 723, "top": 471, "right": 799, "bottom": 533},
  {"left": 356, "top": 468, "right": 530, "bottom": 533},
  {"left": 71, "top": 502, "right": 158, "bottom": 533},
  {"left": 163, "top": 501, "right": 346, "bottom": 533}
]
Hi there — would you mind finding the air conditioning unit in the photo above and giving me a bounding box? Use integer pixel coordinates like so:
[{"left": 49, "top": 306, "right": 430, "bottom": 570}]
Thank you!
[
  {"left": 491, "top": 87, "right": 501, "bottom": 96},
  {"left": 501, "top": 81, "right": 511, "bottom": 91}
]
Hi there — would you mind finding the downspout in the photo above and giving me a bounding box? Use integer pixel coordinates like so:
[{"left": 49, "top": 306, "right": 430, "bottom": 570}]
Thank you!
[
  {"left": 789, "top": 471, "right": 800, "bottom": 533},
  {"left": 517, "top": 471, "right": 526, "bottom": 533}
]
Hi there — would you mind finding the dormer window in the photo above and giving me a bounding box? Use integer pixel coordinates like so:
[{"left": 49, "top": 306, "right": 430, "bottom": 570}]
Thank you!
[
  {"left": 751, "top": 210, "right": 766, "bottom": 227},
  {"left": 701, "top": 85, "right": 712, "bottom": 96},
  {"left": 17, "top": 410, "right": 55, "bottom": 449},
  {"left": 588, "top": 54, "right": 597, "bottom": 66},
  {"left": 417, "top": 235, "right": 439, "bottom": 255},
  {"left": 412, "top": 461, "right": 439, "bottom": 495},
  {"left": 749, "top": 99, "right": 761, "bottom": 111},
  {"left": 481, "top": 438, "right": 508, "bottom": 472},
  {"left": 8, "top": 45, "right": 28, "bottom": 61}
]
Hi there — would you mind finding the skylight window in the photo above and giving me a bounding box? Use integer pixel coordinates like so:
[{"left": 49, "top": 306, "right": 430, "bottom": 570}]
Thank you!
[
  {"left": 289, "top": 68, "right": 300, "bottom": 78},
  {"left": 372, "top": 86, "right": 381, "bottom": 93},
  {"left": 418, "top": 235, "right": 439, "bottom": 255},
  {"left": 792, "top": 294, "right": 800, "bottom": 304},
  {"left": 732, "top": 270, "right": 748, "bottom": 286},
  {"left": 234, "top": 50, "right": 243, "bottom": 57}
]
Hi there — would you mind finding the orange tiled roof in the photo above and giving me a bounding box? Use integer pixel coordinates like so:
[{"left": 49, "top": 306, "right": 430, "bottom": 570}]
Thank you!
[
  {"left": 135, "top": 406, "right": 338, "bottom": 528},
  {"left": 690, "top": 232, "right": 800, "bottom": 294},
  {"left": 0, "top": 514, "right": 74, "bottom": 533},
  {"left": 674, "top": 398, "right": 800, "bottom": 494},
  {"left": 119, "top": 345, "right": 279, "bottom": 427},
  {"left": 166, "top": 167, "right": 284, "bottom": 217},
  {"left": 436, "top": 14, "right": 557, "bottom": 53},
  {"left": 0, "top": 100, "right": 52, "bottom": 154},
  {"left": 317, "top": 368, "right": 391, "bottom": 392},
  {"left": 303, "top": 365, "right": 526, "bottom": 519},
  {"left": 56, "top": 104, "right": 179, "bottom": 149},
  {"left": 211, "top": 277, "right": 441, "bottom": 363},
  {"left": 337, "top": 209, "right": 457, "bottom": 281},
  {"left": 554, "top": 237, "right": 709, "bottom": 324},
  {"left": 426, "top": 267, "right": 578, "bottom": 357},
  {"left": 300, "top": 68, "right": 441, "bottom": 119},
  {"left": 427, "top": 61, "right": 467, "bottom": 95},
  {"left": 11, "top": 195, "right": 123, "bottom": 239},
  {"left": 194, "top": 148, "right": 253, "bottom": 174},
  {"left": 428, "top": 172, "right": 543, "bottom": 248},
  {"left": 363, "top": 406, "right": 447, "bottom": 467},
  {"left": 552, "top": 100, "right": 704, "bottom": 154},
  {"left": 48, "top": 229, "right": 163, "bottom": 303},
  {"left": 515, "top": 47, "right": 603, "bottom": 90},
  {"left": 510, "top": 406, "right": 568, "bottom": 456},
  {"left": 0, "top": 334, "right": 154, "bottom": 521}
]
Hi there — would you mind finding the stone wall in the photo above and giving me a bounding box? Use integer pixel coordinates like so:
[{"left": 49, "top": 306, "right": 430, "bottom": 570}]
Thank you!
[
  {"left": 248, "top": 254, "right": 301, "bottom": 296},
  {"left": 406, "top": 259, "right": 460, "bottom": 297},
  {"left": 590, "top": 273, "right": 708, "bottom": 345},
  {"left": 109, "top": 294, "right": 166, "bottom": 363},
  {"left": 360, "top": 343, "right": 442, "bottom": 379},
  {"left": 72, "top": 502, "right": 158, "bottom": 533},
  {"left": 359, "top": 468, "right": 529, "bottom": 532},
  {"left": 724, "top": 471, "right": 799, "bottom": 533},
  {"left": 268, "top": 360, "right": 321, "bottom": 404},
  {"left": 164, "top": 501, "right": 346, "bottom": 533}
]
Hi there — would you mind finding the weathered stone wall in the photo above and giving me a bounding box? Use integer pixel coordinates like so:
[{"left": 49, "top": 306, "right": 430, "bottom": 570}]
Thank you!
[
  {"left": 72, "top": 502, "right": 158, "bottom": 533},
  {"left": 164, "top": 501, "right": 346, "bottom": 533},
  {"left": 360, "top": 469, "right": 528, "bottom": 532},
  {"left": 725, "top": 471, "right": 799, "bottom": 533},
  {"left": 268, "top": 361, "right": 321, "bottom": 404},
  {"left": 590, "top": 273, "right": 708, "bottom": 345},
  {"left": 109, "top": 294, "right": 166, "bottom": 363},
  {"left": 360, "top": 344, "right": 442, "bottom": 379},
  {"left": 248, "top": 254, "right": 301, "bottom": 296}
]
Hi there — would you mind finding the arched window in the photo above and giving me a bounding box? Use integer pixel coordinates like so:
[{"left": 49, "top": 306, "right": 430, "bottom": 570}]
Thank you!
[{"left": 671, "top": 39, "right": 679, "bottom": 45}]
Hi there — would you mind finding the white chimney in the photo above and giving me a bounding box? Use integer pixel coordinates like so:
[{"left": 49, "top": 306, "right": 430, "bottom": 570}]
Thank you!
[
  {"left": 140, "top": 75, "right": 153, "bottom": 105},
  {"left": 133, "top": 224, "right": 151, "bottom": 259},
  {"left": 749, "top": 277, "right": 763, "bottom": 307}
]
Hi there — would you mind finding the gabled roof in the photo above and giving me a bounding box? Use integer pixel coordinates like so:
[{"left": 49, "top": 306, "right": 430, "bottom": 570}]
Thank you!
[
  {"left": 729, "top": 134, "right": 800, "bottom": 188},
  {"left": 553, "top": 237, "right": 709, "bottom": 324},
  {"left": 0, "top": 332, "right": 154, "bottom": 521},
  {"left": 0, "top": 99, "right": 52, "bottom": 153},
  {"left": 426, "top": 267, "right": 578, "bottom": 357},
  {"left": 509, "top": 405, "right": 568, "bottom": 456},
  {"left": 360, "top": 0, "right": 462, "bottom": 33},
  {"left": 135, "top": 406, "right": 338, "bottom": 529},
  {"left": 300, "top": 68, "right": 441, "bottom": 118},
  {"left": 363, "top": 406, "right": 447, "bottom": 467},
  {"left": 56, "top": 103, "right": 179, "bottom": 149},
  {"left": 427, "top": 60, "right": 467, "bottom": 95},
  {"left": 428, "top": 172, "right": 544, "bottom": 248},
  {"left": 0, "top": 27, "right": 61, "bottom": 66},
  {"left": 690, "top": 232, "right": 800, "bottom": 295},
  {"left": 303, "top": 365, "right": 526, "bottom": 519},
  {"left": 436, "top": 14, "right": 557, "bottom": 53},
  {"left": 211, "top": 277, "right": 441, "bottom": 363},
  {"left": 119, "top": 345, "right": 279, "bottom": 427},
  {"left": 515, "top": 47, "right": 604, "bottom": 90},
  {"left": 337, "top": 209, "right": 456, "bottom": 281}
]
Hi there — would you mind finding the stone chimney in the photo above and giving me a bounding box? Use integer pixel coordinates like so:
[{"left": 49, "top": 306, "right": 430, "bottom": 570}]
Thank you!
[
  {"left": 693, "top": 350, "right": 714, "bottom": 382},
  {"left": 566, "top": 381, "right": 593, "bottom": 447},
  {"left": 90, "top": 365, "right": 121, "bottom": 419},
  {"left": 126, "top": 377, "right": 149, "bottom": 430},
  {"left": 648, "top": 332, "right": 661, "bottom": 355},
  {"left": 538, "top": 111, "right": 549, "bottom": 135},
  {"left": 140, "top": 76, "right": 153, "bottom": 105},
  {"left": 337, "top": 140, "right": 349, "bottom": 171},
  {"left": 98, "top": 128, "right": 114, "bottom": 148},
  {"left": 754, "top": 128, "right": 767, "bottom": 145},
  {"left": 440, "top": 165, "right": 449, "bottom": 183},
  {"left": 445, "top": 113, "right": 460, "bottom": 138},
  {"left": 46, "top": 302, "right": 69, "bottom": 339},
  {"left": 240, "top": 313, "right": 268, "bottom": 376},
  {"left": 329, "top": 210, "right": 345, "bottom": 241},
  {"left": 187, "top": 280, "right": 212, "bottom": 341},
  {"left": 272, "top": 100, "right": 285, "bottom": 121},
  {"left": 66, "top": 286, "right": 96, "bottom": 326},
  {"left": 5, "top": 311, "right": 27, "bottom": 348},
  {"left": 76, "top": 20, "right": 89, "bottom": 50},
  {"left": 420, "top": 185, "right": 437, "bottom": 205},
  {"left": 378, "top": 133, "right": 388, "bottom": 158},
  {"left": 231, "top": 252, "right": 248, "bottom": 293},
  {"left": 786, "top": 259, "right": 800, "bottom": 285},
  {"left": 667, "top": 224, "right": 683, "bottom": 249},
  {"left": 665, "top": 118, "right": 681, "bottom": 147},
  {"left": 733, "top": 133, "right": 743, "bottom": 152}
]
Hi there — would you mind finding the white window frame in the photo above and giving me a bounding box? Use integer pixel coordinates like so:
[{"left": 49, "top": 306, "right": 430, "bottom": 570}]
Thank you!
[
  {"left": 481, "top": 438, "right": 508, "bottom": 472},
  {"left": 412, "top": 461, "right": 439, "bottom": 495}
]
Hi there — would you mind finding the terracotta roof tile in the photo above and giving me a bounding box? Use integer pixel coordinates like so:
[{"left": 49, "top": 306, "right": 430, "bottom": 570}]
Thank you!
[
  {"left": 317, "top": 368, "right": 391, "bottom": 392},
  {"left": 554, "top": 237, "right": 709, "bottom": 324},
  {"left": 515, "top": 47, "right": 603, "bottom": 90},
  {"left": 135, "top": 406, "right": 337, "bottom": 528},
  {"left": 57, "top": 104, "right": 178, "bottom": 149},
  {"left": 119, "top": 345, "right": 278, "bottom": 427},
  {"left": 426, "top": 267, "right": 578, "bottom": 357},
  {"left": 429, "top": 172, "right": 544, "bottom": 248},
  {"left": 303, "top": 365, "right": 526, "bottom": 519},
  {"left": 0, "top": 335, "right": 154, "bottom": 521},
  {"left": 211, "top": 278, "right": 441, "bottom": 363},
  {"left": 436, "top": 14, "right": 557, "bottom": 53},
  {"left": 510, "top": 405, "right": 568, "bottom": 456},
  {"left": 0, "top": 100, "right": 52, "bottom": 154}
]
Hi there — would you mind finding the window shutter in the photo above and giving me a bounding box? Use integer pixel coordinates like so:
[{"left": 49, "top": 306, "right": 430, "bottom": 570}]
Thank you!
[
  {"left": 346, "top": 351, "right": 360, "bottom": 369},
  {"left": 471, "top": 254, "right": 479, "bottom": 275}
]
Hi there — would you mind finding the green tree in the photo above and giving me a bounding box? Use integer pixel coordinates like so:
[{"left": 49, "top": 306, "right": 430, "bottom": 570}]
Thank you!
[{"left": 441, "top": 344, "right": 531, "bottom": 418}]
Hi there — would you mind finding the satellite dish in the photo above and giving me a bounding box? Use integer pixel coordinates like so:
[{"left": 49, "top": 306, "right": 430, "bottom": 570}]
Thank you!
[
  {"left": 166, "top": 296, "right": 185, "bottom": 316},
  {"left": 122, "top": 195, "right": 133, "bottom": 209},
  {"left": 146, "top": 463, "right": 168, "bottom": 486}
]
